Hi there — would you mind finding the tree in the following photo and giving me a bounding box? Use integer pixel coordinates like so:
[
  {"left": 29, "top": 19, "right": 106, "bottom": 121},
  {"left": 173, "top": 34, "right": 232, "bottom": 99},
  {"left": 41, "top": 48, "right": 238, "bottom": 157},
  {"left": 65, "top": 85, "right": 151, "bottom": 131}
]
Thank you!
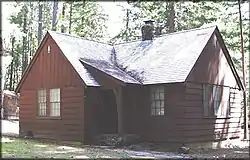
[
  {"left": 68, "top": 1, "right": 73, "bottom": 34},
  {"left": 69, "top": 1, "right": 109, "bottom": 41},
  {"left": 38, "top": 1, "right": 43, "bottom": 45},
  {"left": 21, "top": 3, "right": 28, "bottom": 74},
  {"left": 109, "top": 2, "right": 142, "bottom": 44},
  {"left": 109, "top": 1, "right": 180, "bottom": 43},
  {"left": 9, "top": 36, "right": 15, "bottom": 90},
  {"left": 52, "top": 0, "right": 59, "bottom": 31},
  {"left": 42, "top": 2, "right": 52, "bottom": 35},
  {"left": 168, "top": 2, "right": 175, "bottom": 33},
  {"left": 61, "top": 2, "right": 66, "bottom": 33}
]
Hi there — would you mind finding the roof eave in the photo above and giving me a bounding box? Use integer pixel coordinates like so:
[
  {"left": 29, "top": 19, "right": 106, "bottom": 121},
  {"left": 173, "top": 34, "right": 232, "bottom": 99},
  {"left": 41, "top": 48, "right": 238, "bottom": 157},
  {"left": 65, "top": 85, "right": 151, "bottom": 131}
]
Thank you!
[{"left": 214, "top": 27, "right": 244, "bottom": 91}]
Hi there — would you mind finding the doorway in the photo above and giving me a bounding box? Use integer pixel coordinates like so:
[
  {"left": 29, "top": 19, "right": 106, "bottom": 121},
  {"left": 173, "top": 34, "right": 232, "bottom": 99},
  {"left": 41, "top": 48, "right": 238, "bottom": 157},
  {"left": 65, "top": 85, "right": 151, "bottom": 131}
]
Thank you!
[{"left": 98, "top": 89, "right": 118, "bottom": 134}]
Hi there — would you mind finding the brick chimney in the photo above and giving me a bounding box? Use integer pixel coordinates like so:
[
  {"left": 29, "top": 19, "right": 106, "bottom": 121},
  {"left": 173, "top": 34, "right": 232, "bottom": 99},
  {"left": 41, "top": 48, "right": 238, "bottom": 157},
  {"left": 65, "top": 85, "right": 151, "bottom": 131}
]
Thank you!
[{"left": 141, "top": 20, "right": 155, "bottom": 41}]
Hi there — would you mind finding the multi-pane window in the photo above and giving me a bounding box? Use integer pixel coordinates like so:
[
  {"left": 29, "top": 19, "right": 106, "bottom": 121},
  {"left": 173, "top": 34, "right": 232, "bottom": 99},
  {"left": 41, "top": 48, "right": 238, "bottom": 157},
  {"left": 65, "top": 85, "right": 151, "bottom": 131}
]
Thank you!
[
  {"left": 49, "top": 88, "right": 60, "bottom": 117},
  {"left": 37, "top": 89, "right": 46, "bottom": 116},
  {"left": 203, "top": 84, "right": 230, "bottom": 117},
  {"left": 150, "top": 86, "right": 164, "bottom": 116},
  {"left": 37, "top": 88, "right": 61, "bottom": 117}
]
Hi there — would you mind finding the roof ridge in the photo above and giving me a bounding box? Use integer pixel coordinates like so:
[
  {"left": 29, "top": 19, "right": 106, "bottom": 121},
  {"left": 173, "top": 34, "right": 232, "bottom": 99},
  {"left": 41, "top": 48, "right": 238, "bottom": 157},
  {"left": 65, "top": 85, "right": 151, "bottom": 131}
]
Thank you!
[
  {"left": 48, "top": 25, "right": 217, "bottom": 46},
  {"left": 155, "top": 25, "right": 217, "bottom": 38},
  {"left": 48, "top": 30, "right": 112, "bottom": 46},
  {"left": 114, "top": 25, "right": 217, "bottom": 45}
]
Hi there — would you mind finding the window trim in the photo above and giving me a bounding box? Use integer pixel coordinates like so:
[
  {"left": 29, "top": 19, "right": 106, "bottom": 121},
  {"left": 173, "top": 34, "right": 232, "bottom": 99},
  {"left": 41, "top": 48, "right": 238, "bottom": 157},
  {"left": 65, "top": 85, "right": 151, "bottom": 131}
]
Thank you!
[
  {"left": 36, "top": 88, "right": 61, "bottom": 119},
  {"left": 49, "top": 88, "right": 61, "bottom": 117},
  {"left": 37, "top": 89, "right": 47, "bottom": 117},
  {"left": 47, "top": 45, "right": 51, "bottom": 54},
  {"left": 150, "top": 86, "right": 164, "bottom": 116},
  {"left": 202, "top": 84, "right": 231, "bottom": 118}
]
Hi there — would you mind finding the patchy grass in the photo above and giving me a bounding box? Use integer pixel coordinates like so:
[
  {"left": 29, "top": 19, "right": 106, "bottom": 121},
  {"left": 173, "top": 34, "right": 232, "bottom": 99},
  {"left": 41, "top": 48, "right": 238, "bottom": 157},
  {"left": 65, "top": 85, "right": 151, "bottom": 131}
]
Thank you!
[
  {"left": 1, "top": 136, "right": 188, "bottom": 159},
  {"left": 1, "top": 136, "right": 130, "bottom": 159},
  {"left": 3, "top": 136, "right": 246, "bottom": 159}
]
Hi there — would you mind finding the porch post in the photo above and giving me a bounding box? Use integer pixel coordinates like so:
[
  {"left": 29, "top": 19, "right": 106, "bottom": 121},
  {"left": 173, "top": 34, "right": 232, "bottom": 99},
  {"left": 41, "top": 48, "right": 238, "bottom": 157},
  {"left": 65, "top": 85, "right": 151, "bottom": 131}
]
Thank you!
[{"left": 113, "top": 86, "right": 124, "bottom": 134}]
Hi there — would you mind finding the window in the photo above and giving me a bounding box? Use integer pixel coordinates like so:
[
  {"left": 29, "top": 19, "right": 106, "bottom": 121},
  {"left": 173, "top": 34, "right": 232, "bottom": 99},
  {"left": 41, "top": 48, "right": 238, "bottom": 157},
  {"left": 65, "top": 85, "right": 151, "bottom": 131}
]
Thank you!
[
  {"left": 49, "top": 88, "right": 60, "bottom": 117},
  {"left": 37, "top": 88, "right": 61, "bottom": 117},
  {"left": 47, "top": 45, "right": 51, "bottom": 54},
  {"left": 203, "top": 84, "right": 230, "bottom": 117},
  {"left": 37, "top": 89, "right": 46, "bottom": 116},
  {"left": 150, "top": 86, "right": 164, "bottom": 116}
]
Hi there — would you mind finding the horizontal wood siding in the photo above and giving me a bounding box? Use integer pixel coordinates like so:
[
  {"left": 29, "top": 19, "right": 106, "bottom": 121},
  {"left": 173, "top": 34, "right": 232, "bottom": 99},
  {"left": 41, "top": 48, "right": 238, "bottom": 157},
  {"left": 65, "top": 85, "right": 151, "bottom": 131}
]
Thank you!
[
  {"left": 19, "top": 35, "right": 85, "bottom": 141},
  {"left": 134, "top": 82, "right": 243, "bottom": 144},
  {"left": 171, "top": 82, "right": 243, "bottom": 143},
  {"left": 186, "top": 32, "right": 239, "bottom": 89}
]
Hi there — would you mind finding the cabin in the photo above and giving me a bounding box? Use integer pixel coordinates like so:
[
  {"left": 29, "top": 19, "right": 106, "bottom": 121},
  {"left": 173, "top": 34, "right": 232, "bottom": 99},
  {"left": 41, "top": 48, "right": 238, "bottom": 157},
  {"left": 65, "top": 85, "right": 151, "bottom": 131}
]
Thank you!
[
  {"left": 1, "top": 90, "right": 19, "bottom": 120},
  {"left": 16, "top": 22, "right": 245, "bottom": 147}
]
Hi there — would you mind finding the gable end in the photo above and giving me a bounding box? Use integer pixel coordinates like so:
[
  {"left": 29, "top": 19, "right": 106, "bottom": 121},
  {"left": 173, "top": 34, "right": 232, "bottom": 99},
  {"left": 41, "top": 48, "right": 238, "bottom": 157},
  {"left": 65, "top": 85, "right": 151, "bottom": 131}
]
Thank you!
[
  {"left": 15, "top": 33, "right": 50, "bottom": 93},
  {"left": 214, "top": 27, "right": 244, "bottom": 90}
]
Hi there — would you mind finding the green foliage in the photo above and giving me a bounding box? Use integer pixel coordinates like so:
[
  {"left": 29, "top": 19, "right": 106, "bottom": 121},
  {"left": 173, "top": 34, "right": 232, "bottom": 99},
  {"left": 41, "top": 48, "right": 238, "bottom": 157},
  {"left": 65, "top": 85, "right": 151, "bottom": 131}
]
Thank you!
[
  {"left": 4, "top": 1, "right": 109, "bottom": 89},
  {"left": 42, "top": 1, "right": 53, "bottom": 37},
  {"left": 4, "top": 1, "right": 249, "bottom": 96},
  {"left": 70, "top": 1, "right": 108, "bottom": 41}
]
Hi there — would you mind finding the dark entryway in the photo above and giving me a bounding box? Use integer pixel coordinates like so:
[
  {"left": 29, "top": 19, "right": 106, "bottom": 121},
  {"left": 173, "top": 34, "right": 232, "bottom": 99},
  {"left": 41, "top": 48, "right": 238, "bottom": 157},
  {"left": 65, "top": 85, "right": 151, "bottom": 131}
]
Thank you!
[{"left": 98, "top": 89, "right": 118, "bottom": 134}]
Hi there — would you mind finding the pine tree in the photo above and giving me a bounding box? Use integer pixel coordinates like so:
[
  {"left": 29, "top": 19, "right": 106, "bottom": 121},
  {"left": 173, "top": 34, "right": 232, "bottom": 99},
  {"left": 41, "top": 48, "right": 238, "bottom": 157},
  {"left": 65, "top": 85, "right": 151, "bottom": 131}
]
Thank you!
[
  {"left": 38, "top": 1, "right": 43, "bottom": 45},
  {"left": 52, "top": 0, "right": 59, "bottom": 31}
]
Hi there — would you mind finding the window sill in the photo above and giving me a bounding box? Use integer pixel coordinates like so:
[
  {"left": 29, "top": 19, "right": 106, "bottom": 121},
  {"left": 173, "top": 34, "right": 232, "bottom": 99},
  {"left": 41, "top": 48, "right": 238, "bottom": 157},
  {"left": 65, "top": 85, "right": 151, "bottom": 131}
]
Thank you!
[
  {"left": 36, "top": 116, "right": 62, "bottom": 120},
  {"left": 203, "top": 116, "right": 231, "bottom": 119}
]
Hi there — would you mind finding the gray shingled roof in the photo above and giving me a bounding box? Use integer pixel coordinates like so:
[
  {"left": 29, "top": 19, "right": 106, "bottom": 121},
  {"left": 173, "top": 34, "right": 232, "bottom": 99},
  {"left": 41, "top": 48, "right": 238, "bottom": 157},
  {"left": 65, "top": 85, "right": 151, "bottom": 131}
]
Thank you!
[
  {"left": 49, "top": 26, "right": 216, "bottom": 86},
  {"left": 48, "top": 31, "right": 113, "bottom": 86},
  {"left": 114, "top": 26, "right": 216, "bottom": 84}
]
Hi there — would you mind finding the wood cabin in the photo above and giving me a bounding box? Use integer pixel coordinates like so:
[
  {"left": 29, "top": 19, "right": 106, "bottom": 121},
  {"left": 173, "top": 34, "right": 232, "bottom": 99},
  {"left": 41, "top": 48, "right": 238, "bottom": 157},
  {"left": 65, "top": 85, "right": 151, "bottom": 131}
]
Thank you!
[
  {"left": 2, "top": 90, "right": 19, "bottom": 119},
  {"left": 15, "top": 24, "right": 244, "bottom": 146}
]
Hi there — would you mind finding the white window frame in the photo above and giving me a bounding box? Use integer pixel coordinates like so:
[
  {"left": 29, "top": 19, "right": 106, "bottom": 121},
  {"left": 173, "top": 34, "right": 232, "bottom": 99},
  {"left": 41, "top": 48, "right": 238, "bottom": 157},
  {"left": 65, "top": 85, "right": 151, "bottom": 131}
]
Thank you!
[
  {"left": 150, "top": 86, "right": 164, "bottom": 116},
  {"left": 203, "top": 84, "right": 230, "bottom": 117},
  {"left": 37, "top": 89, "right": 47, "bottom": 116},
  {"left": 49, "top": 88, "right": 60, "bottom": 117}
]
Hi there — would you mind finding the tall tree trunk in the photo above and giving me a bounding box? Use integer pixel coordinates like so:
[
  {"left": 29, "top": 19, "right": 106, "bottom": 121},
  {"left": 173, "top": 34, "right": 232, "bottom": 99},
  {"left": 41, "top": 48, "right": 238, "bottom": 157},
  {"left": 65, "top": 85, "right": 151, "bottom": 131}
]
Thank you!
[
  {"left": 22, "top": 5, "right": 28, "bottom": 75},
  {"left": 0, "top": 2, "right": 2, "bottom": 112},
  {"left": 238, "top": 0, "right": 248, "bottom": 140},
  {"left": 61, "top": 3, "right": 66, "bottom": 33},
  {"left": 52, "top": 0, "right": 58, "bottom": 31},
  {"left": 28, "top": 32, "right": 33, "bottom": 64},
  {"left": 9, "top": 37, "right": 15, "bottom": 90},
  {"left": 38, "top": 1, "right": 43, "bottom": 45},
  {"left": 168, "top": 2, "right": 175, "bottom": 33},
  {"left": 69, "top": 1, "right": 73, "bottom": 34},
  {"left": 125, "top": 9, "right": 129, "bottom": 42},
  {"left": 15, "top": 44, "right": 21, "bottom": 86}
]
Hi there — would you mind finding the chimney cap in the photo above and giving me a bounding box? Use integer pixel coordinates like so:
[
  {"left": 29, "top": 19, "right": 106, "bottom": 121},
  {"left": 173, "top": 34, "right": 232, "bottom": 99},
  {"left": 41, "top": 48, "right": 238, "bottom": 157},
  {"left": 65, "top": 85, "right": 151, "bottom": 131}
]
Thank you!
[{"left": 143, "top": 20, "right": 155, "bottom": 24}]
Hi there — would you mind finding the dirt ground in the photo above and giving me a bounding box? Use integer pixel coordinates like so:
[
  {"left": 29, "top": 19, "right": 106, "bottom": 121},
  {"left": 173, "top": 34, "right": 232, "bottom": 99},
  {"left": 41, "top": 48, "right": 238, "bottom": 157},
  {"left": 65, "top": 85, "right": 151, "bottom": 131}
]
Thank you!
[{"left": 1, "top": 120, "right": 249, "bottom": 159}]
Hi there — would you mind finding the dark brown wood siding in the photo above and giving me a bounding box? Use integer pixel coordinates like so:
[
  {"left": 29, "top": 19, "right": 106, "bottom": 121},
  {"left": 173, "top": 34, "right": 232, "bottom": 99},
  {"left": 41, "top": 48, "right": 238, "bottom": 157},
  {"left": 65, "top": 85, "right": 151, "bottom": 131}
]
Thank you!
[
  {"left": 134, "top": 32, "right": 243, "bottom": 143},
  {"left": 183, "top": 32, "right": 243, "bottom": 142},
  {"left": 19, "top": 34, "right": 85, "bottom": 141},
  {"left": 167, "top": 82, "right": 243, "bottom": 143},
  {"left": 132, "top": 83, "right": 187, "bottom": 142},
  {"left": 186, "top": 32, "right": 239, "bottom": 89},
  {"left": 123, "top": 83, "right": 243, "bottom": 143},
  {"left": 118, "top": 32, "right": 243, "bottom": 144}
]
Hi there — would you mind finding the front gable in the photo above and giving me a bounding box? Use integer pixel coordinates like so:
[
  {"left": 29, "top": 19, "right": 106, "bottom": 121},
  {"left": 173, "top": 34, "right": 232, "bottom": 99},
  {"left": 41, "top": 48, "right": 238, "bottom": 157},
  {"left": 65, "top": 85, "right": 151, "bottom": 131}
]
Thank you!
[
  {"left": 15, "top": 32, "right": 86, "bottom": 92},
  {"left": 186, "top": 27, "right": 243, "bottom": 90}
]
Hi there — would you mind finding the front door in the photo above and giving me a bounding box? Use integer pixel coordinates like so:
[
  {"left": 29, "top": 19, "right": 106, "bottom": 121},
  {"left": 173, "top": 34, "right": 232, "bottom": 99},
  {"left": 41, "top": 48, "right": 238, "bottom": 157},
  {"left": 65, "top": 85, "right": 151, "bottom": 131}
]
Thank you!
[{"left": 98, "top": 89, "right": 118, "bottom": 134}]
